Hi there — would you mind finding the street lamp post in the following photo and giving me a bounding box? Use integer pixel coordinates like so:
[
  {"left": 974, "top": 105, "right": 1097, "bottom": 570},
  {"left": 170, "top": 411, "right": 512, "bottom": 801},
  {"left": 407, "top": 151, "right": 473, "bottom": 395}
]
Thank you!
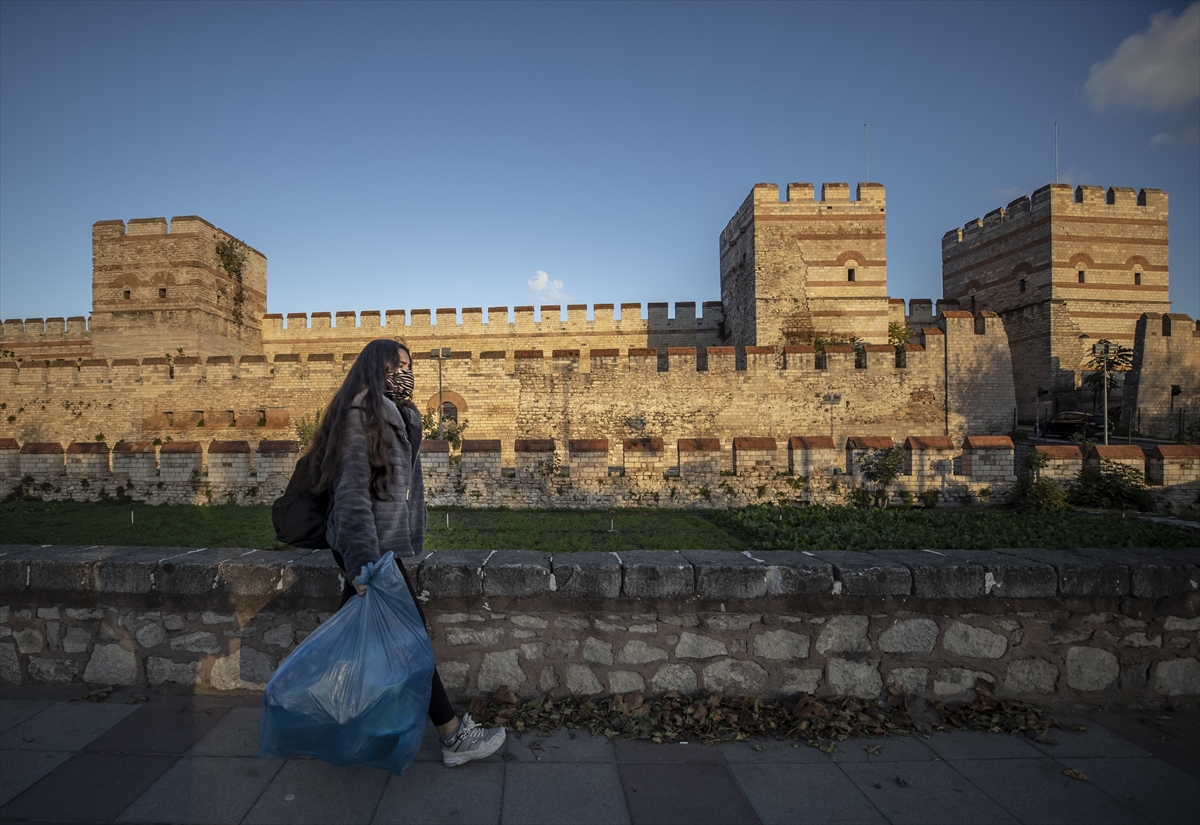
[
  {"left": 1093, "top": 342, "right": 1110, "bottom": 446},
  {"left": 822, "top": 393, "right": 841, "bottom": 442},
  {"left": 430, "top": 348, "right": 450, "bottom": 439}
]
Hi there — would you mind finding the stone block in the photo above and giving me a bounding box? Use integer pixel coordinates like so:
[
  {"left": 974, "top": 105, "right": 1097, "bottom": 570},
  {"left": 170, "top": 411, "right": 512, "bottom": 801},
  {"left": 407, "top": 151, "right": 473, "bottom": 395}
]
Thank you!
[
  {"left": 0, "top": 546, "right": 39, "bottom": 597},
  {"left": 62, "top": 627, "right": 90, "bottom": 654},
  {"left": 0, "top": 643, "right": 21, "bottom": 684},
  {"left": 93, "top": 546, "right": 164, "bottom": 596},
  {"left": 751, "top": 551, "right": 836, "bottom": 595},
  {"left": 887, "top": 667, "right": 929, "bottom": 696},
  {"left": 807, "top": 551, "right": 911, "bottom": 596},
  {"left": 135, "top": 624, "right": 165, "bottom": 648},
  {"left": 439, "top": 662, "right": 471, "bottom": 695},
  {"left": 147, "top": 657, "right": 201, "bottom": 686},
  {"left": 702, "top": 659, "right": 769, "bottom": 696},
  {"left": 551, "top": 553, "right": 621, "bottom": 599},
  {"left": 484, "top": 551, "right": 552, "bottom": 597},
  {"left": 14, "top": 628, "right": 44, "bottom": 654},
  {"left": 1066, "top": 646, "right": 1119, "bottom": 692},
  {"left": 815, "top": 615, "right": 870, "bottom": 654},
  {"left": 418, "top": 551, "right": 489, "bottom": 599},
  {"left": 582, "top": 637, "right": 614, "bottom": 665},
  {"left": 680, "top": 551, "right": 767, "bottom": 599},
  {"left": 445, "top": 626, "right": 504, "bottom": 646},
  {"left": 1155, "top": 658, "right": 1200, "bottom": 696},
  {"left": 878, "top": 619, "right": 939, "bottom": 654},
  {"left": 937, "top": 549, "right": 1058, "bottom": 598},
  {"left": 1067, "top": 548, "right": 1198, "bottom": 599},
  {"left": 943, "top": 622, "right": 1007, "bottom": 659},
  {"left": 827, "top": 658, "right": 882, "bottom": 698},
  {"left": 210, "top": 646, "right": 276, "bottom": 690},
  {"left": 780, "top": 667, "right": 822, "bottom": 695},
  {"left": 262, "top": 624, "right": 295, "bottom": 649},
  {"left": 478, "top": 650, "right": 527, "bottom": 693},
  {"left": 29, "top": 657, "right": 78, "bottom": 683},
  {"left": 651, "top": 663, "right": 698, "bottom": 694},
  {"left": 609, "top": 671, "right": 646, "bottom": 694},
  {"left": 83, "top": 643, "right": 137, "bottom": 685},
  {"left": 280, "top": 550, "right": 343, "bottom": 604},
  {"left": 617, "top": 641, "right": 668, "bottom": 665},
  {"left": 933, "top": 667, "right": 984, "bottom": 697},
  {"left": 871, "top": 550, "right": 984, "bottom": 599},
  {"left": 154, "top": 548, "right": 250, "bottom": 601},
  {"left": 704, "top": 614, "right": 761, "bottom": 632},
  {"left": 619, "top": 551, "right": 694, "bottom": 599},
  {"left": 1003, "top": 659, "right": 1058, "bottom": 695},
  {"left": 753, "top": 630, "right": 809, "bottom": 660},
  {"left": 170, "top": 631, "right": 222, "bottom": 654},
  {"left": 676, "top": 632, "right": 727, "bottom": 659},
  {"left": 566, "top": 664, "right": 603, "bottom": 694},
  {"left": 994, "top": 548, "right": 1127, "bottom": 597}
]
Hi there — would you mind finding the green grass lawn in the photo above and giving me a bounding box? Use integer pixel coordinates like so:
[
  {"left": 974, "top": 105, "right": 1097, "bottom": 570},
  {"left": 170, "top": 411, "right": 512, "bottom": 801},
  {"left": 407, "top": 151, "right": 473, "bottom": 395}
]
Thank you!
[{"left": 0, "top": 500, "right": 1192, "bottom": 553}]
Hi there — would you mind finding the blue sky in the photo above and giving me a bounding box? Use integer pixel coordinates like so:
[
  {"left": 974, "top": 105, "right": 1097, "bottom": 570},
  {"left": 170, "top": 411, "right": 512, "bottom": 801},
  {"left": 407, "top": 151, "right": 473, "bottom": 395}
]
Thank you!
[{"left": 2, "top": 1, "right": 1197, "bottom": 324}]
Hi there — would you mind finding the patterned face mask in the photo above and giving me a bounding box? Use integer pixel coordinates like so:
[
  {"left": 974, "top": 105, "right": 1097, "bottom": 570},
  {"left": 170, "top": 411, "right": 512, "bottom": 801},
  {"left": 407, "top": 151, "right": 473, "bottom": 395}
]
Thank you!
[{"left": 384, "top": 367, "right": 414, "bottom": 403}]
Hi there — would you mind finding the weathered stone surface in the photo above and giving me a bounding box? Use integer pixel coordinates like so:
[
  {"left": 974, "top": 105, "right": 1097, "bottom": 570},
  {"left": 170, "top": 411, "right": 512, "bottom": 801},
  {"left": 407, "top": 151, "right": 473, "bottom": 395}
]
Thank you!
[
  {"left": 14, "top": 628, "right": 44, "bottom": 654},
  {"left": 554, "top": 616, "right": 590, "bottom": 633},
  {"left": 438, "top": 661, "right": 471, "bottom": 695},
  {"left": 0, "top": 643, "right": 22, "bottom": 684},
  {"left": 933, "top": 668, "right": 984, "bottom": 697},
  {"left": 1165, "top": 617, "right": 1200, "bottom": 631},
  {"left": 675, "top": 632, "right": 727, "bottom": 660},
  {"left": 1122, "top": 633, "right": 1162, "bottom": 648},
  {"left": 827, "top": 658, "right": 882, "bottom": 698},
  {"left": 872, "top": 550, "right": 984, "bottom": 599},
  {"left": 146, "top": 657, "right": 200, "bottom": 686},
  {"left": 262, "top": 624, "right": 295, "bottom": 649},
  {"left": 135, "top": 623, "right": 165, "bottom": 649},
  {"left": 619, "top": 551, "right": 693, "bottom": 599},
  {"left": 609, "top": 671, "right": 646, "bottom": 694},
  {"left": 780, "top": 667, "right": 822, "bottom": 694},
  {"left": 943, "top": 622, "right": 1007, "bottom": 659},
  {"left": 815, "top": 616, "right": 870, "bottom": 655},
  {"left": 552, "top": 639, "right": 579, "bottom": 658},
  {"left": 751, "top": 551, "right": 835, "bottom": 596},
  {"left": 83, "top": 643, "right": 137, "bottom": 685},
  {"left": 484, "top": 551, "right": 552, "bottom": 597},
  {"left": 446, "top": 626, "right": 504, "bottom": 647},
  {"left": 211, "top": 646, "right": 276, "bottom": 690},
  {"left": 202, "top": 611, "right": 235, "bottom": 625},
  {"left": 478, "top": 650, "right": 526, "bottom": 693},
  {"left": 996, "top": 548, "right": 1127, "bottom": 597},
  {"left": 1155, "top": 658, "right": 1200, "bottom": 696},
  {"left": 1078, "top": 548, "right": 1200, "bottom": 599},
  {"left": 418, "top": 551, "right": 488, "bottom": 599},
  {"left": 939, "top": 549, "right": 1057, "bottom": 598},
  {"left": 551, "top": 553, "right": 621, "bottom": 599},
  {"left": 879, "top": 619, "right": 939, "bottom": 654},
  {"left": 807, "top": 551, "right": 911, "bottom": 596},
  {"left": 681, "top": 551, "right": 767, "bottom": 599},
  {"left": 1066, "top": 647, "right": 1120, "bottom": 692},
  {"left": 170, "top": 631, "right": 222, "bottom": 654},
  {"left": 163, "top": 615, "right": 184, "bottom": 631},
  {"left": 703, "top": 659, "right": 769, "bottom": 696},
  {"left": 66, "top": 608, "right": 105, "bottom": 621},
  {"left": 566, "top": 664, "right": 603, "bottom": 694},
  {"left": 519, "top": 642, "right": 547, "bottom": 661},
  {"left": 509, "top": 615, "right": 548, "bottom": 629},
  {"left": 705, "top": 614, "right": 761, "bottom": 632},
  {"left": 660, "top": 614, "right": 700, "bottom": 627},
  {"left": 594, "top": 619, "right": 626, "bottom": 633},
  {"left": 29, "top": 657, "right": 78, "bottom": 683},
  {"left": 617, "top": 641, "right": 668, "bottom": 665},
  {"left": 582, "top": 637, "right": 613, "bottom": 665},
  {"left": 538, "top": 666, "right": 559, "bottom": 693},
  {"left": 1122, "top": 661, "right": 1150, "bottom": 691},
  {"left": 651, "top": 663, "right": 697, "bottom": 693},
  {"left": 887, "top": 667, "right": 929, "bottom": 696},
  {"left": 1004, "top": 659, "right": 1058, "bottom": 695},
  {"left": 62, "top": 627, "right": 91, "bottom": 655},
  {"left": 753, "top": 630, "right": 809, "bottom": 660},
  {"left": 37, "top": 607, "right": 60, "bottom": 620}
]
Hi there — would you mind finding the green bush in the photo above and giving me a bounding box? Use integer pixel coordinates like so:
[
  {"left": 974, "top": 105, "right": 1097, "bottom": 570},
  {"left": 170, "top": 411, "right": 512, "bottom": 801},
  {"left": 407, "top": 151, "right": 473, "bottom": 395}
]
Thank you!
[
  {"left": 1010, "top": 476, "right": 1068, "bottom": 512},
  {"left": 850, "top": 488, "right": 873, "bottom": 508},
  {"left": 919, "top": 489, "right": 940, "bottom": 509},
  {"left": 1070, "top": 460, "right": 1157, "bottom": 512}
]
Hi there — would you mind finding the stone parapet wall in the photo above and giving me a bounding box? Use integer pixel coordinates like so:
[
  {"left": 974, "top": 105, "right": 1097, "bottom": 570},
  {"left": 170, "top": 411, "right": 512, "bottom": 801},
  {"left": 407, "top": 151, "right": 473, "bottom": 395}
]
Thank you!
[{"left": 0, "top": 544, "right": 1196, "bottom": 706}]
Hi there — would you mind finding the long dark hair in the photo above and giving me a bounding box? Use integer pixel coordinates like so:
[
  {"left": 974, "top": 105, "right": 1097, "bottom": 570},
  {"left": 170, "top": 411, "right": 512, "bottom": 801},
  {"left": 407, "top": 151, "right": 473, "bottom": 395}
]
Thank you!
[{"left": 305, "top": 338, "right": 415, "bottom": 500}]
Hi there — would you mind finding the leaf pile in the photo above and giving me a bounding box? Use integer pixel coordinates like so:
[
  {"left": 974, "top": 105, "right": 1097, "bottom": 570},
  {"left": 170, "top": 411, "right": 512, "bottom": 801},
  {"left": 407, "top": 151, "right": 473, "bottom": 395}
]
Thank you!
[{"left": 467, "top": 680, "right": 1058, "bottom": 748}]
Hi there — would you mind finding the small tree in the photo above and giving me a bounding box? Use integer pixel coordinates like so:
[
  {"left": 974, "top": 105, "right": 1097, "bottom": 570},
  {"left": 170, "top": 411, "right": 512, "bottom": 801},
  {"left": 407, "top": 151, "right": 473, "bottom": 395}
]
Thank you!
[
  {"left": 295, "top": 410, "right": 321, "bottom": 451},
  {"left": 887, "top": 322, "right": 910, "bottom": 351},
  {"left": 1082, "top": 339, "right": 1132, "bottom": 413},
  {"left": 421, "top": 409, "right": 469, "bottom": 451},
  {"left": 856, "top": 447, "right": 904, "bottom": 507}
]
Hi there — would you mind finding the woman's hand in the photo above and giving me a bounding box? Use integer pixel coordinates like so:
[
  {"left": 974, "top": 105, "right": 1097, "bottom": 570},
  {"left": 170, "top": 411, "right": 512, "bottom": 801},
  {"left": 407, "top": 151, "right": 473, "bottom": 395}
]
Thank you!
[{"left": 353, "top": 577, "right": 367, "bottom": 596}]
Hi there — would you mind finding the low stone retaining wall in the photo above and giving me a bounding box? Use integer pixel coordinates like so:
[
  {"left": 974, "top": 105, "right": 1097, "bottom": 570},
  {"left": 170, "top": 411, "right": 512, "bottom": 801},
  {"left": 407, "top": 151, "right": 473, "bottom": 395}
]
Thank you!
[{"left": 1, "top": 545, "right": 1197, "bottom": 707}]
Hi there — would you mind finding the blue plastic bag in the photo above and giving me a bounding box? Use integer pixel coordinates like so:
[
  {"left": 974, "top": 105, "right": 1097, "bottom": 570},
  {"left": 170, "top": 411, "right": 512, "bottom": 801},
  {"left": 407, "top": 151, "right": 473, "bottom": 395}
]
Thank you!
[{"left": 258, "top": 552, "right": 435, "bottom": 775}]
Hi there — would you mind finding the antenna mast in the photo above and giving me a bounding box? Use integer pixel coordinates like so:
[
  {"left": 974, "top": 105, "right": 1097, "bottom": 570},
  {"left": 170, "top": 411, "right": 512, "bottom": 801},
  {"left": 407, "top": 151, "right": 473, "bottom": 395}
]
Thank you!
[
  {"left": 1054, "top": 122, "right": 1059, "bottom": 184},
  {"left": 864, "top": 123, "right": 869, "bottom": 181}
]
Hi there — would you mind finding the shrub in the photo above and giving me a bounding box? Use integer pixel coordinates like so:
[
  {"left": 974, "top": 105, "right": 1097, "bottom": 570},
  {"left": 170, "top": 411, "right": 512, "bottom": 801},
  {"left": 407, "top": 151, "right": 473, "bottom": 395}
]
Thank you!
[
  {"left": 1010, "top": 476, "right": 1068, "bottom": 512},
  {"left": 850, "top": 487, "right": 873, "bottom": 508},
  {"left": 1070, "top": 460, "right": 1157, "bottom": 512},
  {"left": 919, "top": 489, "right": 940, "bottom": 509},
  {"left": 900, "top": 491, "right": 915, "bottom": 507}
]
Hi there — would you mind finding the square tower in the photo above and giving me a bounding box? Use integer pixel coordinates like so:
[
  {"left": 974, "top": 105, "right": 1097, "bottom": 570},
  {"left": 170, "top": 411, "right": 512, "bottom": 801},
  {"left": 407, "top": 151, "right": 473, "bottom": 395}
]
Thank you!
[
  {"left": 90, "top": 216, "right": 267, "bottom": 359},
  {"left": 941, "top": 184, "right": 1170, "bottom": 417},
  {"left": 719, "top": 182, "right": 889, "bottom": 348}
]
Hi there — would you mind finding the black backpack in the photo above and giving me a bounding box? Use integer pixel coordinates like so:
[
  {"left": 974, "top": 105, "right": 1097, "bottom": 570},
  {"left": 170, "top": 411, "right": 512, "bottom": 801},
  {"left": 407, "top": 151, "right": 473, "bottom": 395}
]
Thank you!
[{"left": 271, "top": 452, "right": 332, "bottom": 549}]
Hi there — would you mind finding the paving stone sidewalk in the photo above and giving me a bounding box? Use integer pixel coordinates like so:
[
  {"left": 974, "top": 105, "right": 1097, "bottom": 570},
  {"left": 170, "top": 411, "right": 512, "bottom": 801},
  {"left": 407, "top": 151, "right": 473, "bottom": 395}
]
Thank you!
[{"left": 0, "top": 687, "right": 1196, "bottom": 825}]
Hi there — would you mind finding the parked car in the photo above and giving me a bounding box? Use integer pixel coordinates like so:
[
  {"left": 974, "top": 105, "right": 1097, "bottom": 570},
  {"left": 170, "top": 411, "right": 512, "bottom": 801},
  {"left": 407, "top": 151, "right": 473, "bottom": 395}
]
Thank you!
[{"left": 1043, "top": 411, "right": 1110, "bottom": 439}]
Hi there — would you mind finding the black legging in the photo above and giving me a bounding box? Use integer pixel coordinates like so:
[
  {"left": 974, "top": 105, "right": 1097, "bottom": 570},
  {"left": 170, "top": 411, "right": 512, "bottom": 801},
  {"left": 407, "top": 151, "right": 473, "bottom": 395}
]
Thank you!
[{"left": 334, "top": 551, "right": 457, "bottom": 728}]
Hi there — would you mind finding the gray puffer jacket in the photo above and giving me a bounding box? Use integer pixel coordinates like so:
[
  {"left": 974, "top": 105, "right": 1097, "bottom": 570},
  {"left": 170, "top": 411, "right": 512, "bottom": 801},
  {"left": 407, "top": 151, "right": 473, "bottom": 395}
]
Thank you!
[{"left": 325, "top": 391, "right": 427, "bottom": 582}]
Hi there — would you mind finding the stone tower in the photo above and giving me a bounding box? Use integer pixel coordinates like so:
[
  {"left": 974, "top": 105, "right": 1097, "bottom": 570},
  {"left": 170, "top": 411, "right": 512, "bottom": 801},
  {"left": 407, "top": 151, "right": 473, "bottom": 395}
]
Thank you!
[
  {"left": 718, "top": 182, "right": 889, "bottom": 349},
  {"left": 90, "top": 216, "right": 267, "bottom": 359},
  {"left": 941, "top": 184, "right": 1170, "bottom": 417}
]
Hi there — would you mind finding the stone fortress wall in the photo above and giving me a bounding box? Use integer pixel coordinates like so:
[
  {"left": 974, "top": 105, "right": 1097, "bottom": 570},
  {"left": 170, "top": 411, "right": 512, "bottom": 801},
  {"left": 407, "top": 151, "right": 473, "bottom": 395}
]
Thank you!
[{"left": 940, "top": 184, "right": 1184, "bottom": 424}]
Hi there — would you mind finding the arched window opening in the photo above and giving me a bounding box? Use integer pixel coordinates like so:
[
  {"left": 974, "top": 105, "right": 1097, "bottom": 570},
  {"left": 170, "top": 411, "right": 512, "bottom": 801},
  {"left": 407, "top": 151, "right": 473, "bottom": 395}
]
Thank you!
[
  {"left": 847, "top": 267, "right": 856, "bottom": 282},
  {"left": 1078, "top": 270, "right": 1086, "bottom": 283},
  {"left": 1134, "top": 271, "right": 1142, "bottom": 285},
  {"left": 1019, "top": 278, "right": 1026, "bottom": 293},
  {"left": 440, "top": 402, "right": 458, "bottom": 424}
]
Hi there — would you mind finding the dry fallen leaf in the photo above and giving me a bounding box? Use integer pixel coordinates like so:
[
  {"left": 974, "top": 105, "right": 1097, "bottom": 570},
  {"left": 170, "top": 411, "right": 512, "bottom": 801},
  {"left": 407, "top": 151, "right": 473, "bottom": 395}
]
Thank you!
[
  {"left": 873, "top": 782, "right": 882, "bottom": 789},
  {"left": 863, "top": 745, "right": 884, "bottom": 755},
  {"left": 895, "top": 776, "right": 910, "bottom": 787},
  {"left": 1063, "top": 769, "right": 1088, "bottom": 781}
]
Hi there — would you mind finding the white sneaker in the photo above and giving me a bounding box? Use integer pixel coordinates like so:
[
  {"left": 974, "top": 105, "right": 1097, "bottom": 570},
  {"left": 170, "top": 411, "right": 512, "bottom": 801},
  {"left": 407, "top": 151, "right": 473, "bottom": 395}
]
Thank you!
[{"left": 440, "top": 714, "right": 507, "bottom": 767}]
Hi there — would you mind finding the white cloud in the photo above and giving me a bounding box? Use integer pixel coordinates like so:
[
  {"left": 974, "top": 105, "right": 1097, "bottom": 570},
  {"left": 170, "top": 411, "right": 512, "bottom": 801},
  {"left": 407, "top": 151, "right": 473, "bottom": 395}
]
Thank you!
[
  {"left": 527, "top": 270, "right": 569, "bottom": 301},
  {"left": 1085, "top": 3, "right": 1200, "bottom": 113}
]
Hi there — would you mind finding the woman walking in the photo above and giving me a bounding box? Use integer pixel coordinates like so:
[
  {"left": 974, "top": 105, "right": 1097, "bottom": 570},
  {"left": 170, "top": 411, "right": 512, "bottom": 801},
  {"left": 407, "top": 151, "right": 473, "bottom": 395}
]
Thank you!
[{"left": 302, "top": 338, "right": 505, "bottom": 767}]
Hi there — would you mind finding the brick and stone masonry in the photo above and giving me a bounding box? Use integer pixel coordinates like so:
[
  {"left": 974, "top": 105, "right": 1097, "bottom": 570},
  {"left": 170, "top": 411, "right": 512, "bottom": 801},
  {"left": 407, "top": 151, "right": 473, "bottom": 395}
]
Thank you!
[{"left": 1, "top": 545, "right": 1196, "bottom": 705}]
